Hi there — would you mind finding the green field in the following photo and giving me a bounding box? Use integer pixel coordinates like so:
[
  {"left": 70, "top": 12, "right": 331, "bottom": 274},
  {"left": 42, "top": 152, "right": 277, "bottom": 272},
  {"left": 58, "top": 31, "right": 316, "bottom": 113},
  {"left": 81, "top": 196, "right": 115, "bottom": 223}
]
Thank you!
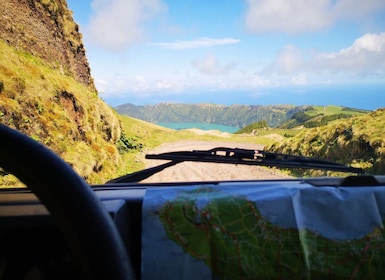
[{"left": 279, "top": 105, "right": 369, "bottom": 129}]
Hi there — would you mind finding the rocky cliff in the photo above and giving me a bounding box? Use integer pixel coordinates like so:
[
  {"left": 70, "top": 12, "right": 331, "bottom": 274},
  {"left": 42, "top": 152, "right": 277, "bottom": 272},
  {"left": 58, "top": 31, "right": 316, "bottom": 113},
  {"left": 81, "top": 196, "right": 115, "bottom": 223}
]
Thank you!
[
  {"left": 0, "top": 0, "right": 132, "bottom": 185},
  {"left": 0, "top": 0, "right": 94, "bottom": 88}
]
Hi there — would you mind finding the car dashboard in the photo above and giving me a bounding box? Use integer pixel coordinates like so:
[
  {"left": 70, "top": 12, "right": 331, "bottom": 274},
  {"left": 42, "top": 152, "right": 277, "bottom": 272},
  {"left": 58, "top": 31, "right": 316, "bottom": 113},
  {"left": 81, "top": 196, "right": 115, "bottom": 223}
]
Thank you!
[{"left": 1, "top": 176, "right": 385, "bottom": 279}]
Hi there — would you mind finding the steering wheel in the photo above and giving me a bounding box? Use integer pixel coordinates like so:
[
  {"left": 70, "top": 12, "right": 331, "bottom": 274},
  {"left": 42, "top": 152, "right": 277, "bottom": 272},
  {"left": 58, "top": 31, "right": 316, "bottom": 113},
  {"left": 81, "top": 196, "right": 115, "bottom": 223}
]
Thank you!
[{"left": 0, "top": 124, "right": 135, "bottom": 279}]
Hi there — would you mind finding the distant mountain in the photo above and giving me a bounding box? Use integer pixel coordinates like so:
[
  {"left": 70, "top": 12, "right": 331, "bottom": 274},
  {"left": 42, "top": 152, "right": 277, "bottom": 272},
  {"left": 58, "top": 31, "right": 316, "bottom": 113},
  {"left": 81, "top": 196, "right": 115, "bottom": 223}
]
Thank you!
[
  {"left": 115, "top": 103, "right": 309, "bottom": 128},
  {"left": 279, "top": 105, "right": 370, "bottom": 129},
  {"left": 115, "top": 103, "right": 370, "bottom": 129}
]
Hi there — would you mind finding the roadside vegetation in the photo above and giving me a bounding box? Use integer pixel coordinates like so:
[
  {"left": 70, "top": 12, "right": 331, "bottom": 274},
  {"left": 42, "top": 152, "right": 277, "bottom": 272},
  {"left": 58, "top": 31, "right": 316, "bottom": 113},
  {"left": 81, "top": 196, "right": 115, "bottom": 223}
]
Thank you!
[{"left": 266, "top": 109, "right": 385, "bottom": 176}]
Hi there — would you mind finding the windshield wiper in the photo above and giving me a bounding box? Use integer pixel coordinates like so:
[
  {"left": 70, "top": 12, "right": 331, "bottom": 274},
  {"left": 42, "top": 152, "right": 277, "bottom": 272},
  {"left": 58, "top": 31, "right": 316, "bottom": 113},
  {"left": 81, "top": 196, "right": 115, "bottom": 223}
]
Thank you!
[{"left": 107, "top": 147, "right": 364, "bottom": 183}]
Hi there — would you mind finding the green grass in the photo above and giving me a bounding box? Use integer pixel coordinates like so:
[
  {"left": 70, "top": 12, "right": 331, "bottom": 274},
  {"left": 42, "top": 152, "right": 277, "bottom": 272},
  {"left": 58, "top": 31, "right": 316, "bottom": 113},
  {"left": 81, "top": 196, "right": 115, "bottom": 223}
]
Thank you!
[
  {"left": 306, "top": 105, "right": 368, "bottom": 116},
  {"left": 267, "top": 109, "right": 385, "bottom": 176},
  {"left": 0, "top": 39, "right": 125, "bottom": 185}
]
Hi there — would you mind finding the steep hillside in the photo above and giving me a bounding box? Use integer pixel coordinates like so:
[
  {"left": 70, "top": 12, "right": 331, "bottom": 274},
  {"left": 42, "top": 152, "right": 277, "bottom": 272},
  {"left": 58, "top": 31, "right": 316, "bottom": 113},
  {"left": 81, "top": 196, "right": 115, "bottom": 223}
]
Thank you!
[
  {"left": 115, "top": 103, "right": 307, "bottom": 128},
  {"left": 0, "top": 0, "right": 93, "bottom": 88},
  {"left": 266, "top": 109, "right": 385, "bottom": 175},
  {"left": 0, "top": 0, "right": 136, "bottom": 185}
]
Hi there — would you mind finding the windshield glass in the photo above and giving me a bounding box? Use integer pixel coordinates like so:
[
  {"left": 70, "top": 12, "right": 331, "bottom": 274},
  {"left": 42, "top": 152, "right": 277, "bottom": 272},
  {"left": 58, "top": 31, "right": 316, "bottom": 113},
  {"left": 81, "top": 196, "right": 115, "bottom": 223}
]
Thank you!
[{"left": 1, "top": 0, "right": 385, "bottom": 186}]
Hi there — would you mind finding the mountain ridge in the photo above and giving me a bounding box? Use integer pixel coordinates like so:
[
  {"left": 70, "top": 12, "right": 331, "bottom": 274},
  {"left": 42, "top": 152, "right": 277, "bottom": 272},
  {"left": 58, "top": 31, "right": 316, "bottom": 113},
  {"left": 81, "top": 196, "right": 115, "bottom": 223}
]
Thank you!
[{"left": 115, "top": 103, "right": 368, "bottom": 128}]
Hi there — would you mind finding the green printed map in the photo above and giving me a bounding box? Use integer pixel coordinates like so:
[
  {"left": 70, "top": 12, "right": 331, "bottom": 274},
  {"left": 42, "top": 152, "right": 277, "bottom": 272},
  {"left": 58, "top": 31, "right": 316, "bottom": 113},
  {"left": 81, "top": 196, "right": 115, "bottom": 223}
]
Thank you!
[{"left": 142, "top": 186, "right": 385, "bottom": 279}]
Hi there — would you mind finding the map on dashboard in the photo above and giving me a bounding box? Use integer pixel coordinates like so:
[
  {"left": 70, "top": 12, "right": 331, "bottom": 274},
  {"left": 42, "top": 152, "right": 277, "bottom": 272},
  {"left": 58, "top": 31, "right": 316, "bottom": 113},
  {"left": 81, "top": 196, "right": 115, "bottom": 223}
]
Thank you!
[{"left": 142, "top": 184, "right": 385, "bottom": 279}]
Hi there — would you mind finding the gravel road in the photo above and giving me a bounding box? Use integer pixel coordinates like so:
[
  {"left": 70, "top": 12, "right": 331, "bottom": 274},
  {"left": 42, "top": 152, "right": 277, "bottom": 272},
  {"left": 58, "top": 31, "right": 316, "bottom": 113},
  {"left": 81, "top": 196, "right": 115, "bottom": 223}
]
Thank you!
[{"left": 142, "top": 140, "right": 290, "bottom": 183}]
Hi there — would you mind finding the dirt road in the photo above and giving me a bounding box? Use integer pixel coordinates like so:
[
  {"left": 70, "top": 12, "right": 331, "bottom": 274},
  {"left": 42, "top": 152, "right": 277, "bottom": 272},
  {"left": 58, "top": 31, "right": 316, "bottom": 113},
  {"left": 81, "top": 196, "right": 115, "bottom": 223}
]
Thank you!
[{"left": 142, "top": 140, "right": 290, "bottom": 183}]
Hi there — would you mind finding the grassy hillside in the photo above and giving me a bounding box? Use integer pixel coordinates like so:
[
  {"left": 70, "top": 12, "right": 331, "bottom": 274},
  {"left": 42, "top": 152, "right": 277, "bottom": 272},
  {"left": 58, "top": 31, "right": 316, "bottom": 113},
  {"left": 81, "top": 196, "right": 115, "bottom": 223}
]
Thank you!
[
  {"left": 279, "top": 105, "right": 369, "bottom": 129},
  {"left": 266, "top": 109, "right": 385, "bottom": 176},
  {"left": 0, "top": 39, "right": 137, "bottom": 185},
  {"left": 235, "top": 120, "right": 268, "bottom": 134}
]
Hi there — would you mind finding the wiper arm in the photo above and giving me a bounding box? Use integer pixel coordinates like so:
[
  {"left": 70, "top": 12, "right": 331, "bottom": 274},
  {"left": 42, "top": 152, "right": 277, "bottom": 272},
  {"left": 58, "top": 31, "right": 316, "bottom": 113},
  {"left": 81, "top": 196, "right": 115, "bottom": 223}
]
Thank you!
[
  {"left": 107, "top": 161, "right": 180, "bottom": 183},
  {"left": 108, "top": 147, "right": 364, "bottom": 183},
  {"left": 146, "top": 147, "right": 364, "bottom": 173}
]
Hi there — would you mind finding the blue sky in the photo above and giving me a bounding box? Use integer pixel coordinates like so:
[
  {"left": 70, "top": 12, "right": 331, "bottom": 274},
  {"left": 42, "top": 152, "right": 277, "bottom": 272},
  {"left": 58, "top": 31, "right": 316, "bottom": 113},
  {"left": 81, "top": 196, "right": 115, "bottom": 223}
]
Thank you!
[{"left": 66, "top": 0, "right": 385, "bottom": 109}]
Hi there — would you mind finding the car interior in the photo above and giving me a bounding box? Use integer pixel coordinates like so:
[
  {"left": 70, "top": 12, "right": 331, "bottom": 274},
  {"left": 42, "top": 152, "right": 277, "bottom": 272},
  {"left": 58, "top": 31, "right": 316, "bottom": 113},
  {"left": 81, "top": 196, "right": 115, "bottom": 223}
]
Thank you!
[
  {"left": 1, "top": 0, "right": 385, "bottom": 280},
  {"left": 2, "top": 122, "right": 385, "bottom": 280}
]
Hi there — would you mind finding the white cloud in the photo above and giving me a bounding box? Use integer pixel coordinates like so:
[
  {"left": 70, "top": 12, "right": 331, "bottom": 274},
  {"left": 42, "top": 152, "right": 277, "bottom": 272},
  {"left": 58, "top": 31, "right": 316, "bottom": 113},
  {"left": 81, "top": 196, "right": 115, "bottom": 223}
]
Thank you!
[
  {"left": 264, "top": 45, "right": 304, "bottom": 74},
  {"left": 87, "top": 0, "right": 166, "bottom": 50},
  {"left": 249, "top": 75, "right": 272, "bottom": 87},
  {"left": 95, "top": 32, "right": 385, "bottom": 98},
  {"left": 314, "top": 32, "right": 385, "bottom": 74},
  {"left": 151, "top": 38, "right": 240, "bottom": 50},
  {"left": 130, "top": 75, "right": 183, "bottom": 92},
  {"left": 95, "top": 74, "right": 188, "bottom": 95},
  {"left": 245, "top": 0, "right": 385, "bottom": 33},
  {"left": 291, "top": 74, "right": 307, "bottom": 85},
  {"left": 94, "top": 72, "right": 274, "bottom": 97},
  {"left": 246, "top": 0, "right": 332, "bottom": 33},
  {"left": 263, "top": 32, "right": 385, "bottom": 77},
  {"left": 333, "top": 0, "right": 385, "bottom": 21},
  {"left": 192, "top": 54, "right": 237, "bottom": 76}
]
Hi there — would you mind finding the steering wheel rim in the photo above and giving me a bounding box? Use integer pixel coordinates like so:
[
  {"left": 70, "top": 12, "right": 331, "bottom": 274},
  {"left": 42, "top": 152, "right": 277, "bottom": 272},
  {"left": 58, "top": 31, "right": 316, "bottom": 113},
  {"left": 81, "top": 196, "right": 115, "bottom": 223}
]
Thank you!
[{"left": 0, "top": 124, "right": 135, "bottom": 279}]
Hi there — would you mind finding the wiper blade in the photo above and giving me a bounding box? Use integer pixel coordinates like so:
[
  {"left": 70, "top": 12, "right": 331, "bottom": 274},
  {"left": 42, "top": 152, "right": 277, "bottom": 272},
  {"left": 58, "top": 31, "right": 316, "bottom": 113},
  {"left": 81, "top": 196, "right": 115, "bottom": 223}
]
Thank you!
[
  {"left": 108, "top": 147, "right": 364, "bottom": 183},
  {"left": 146, "top": 147, "right": 364, "bottom": 174}
]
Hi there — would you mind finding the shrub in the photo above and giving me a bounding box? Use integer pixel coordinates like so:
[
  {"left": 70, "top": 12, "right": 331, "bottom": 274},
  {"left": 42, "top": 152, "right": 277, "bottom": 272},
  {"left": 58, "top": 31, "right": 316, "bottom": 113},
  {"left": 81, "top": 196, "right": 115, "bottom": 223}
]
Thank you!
[{"left": 117, "top": 132, "right": 143, "bottom": 154}]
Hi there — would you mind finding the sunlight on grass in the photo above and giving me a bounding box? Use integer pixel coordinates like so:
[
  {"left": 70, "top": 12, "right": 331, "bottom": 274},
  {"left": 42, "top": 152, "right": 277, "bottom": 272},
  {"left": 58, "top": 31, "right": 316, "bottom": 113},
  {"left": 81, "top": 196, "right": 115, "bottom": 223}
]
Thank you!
[
  {"left": 0, "top": 40, "right": 125, "bottom": 186},
  {"left": 267, "top": 109, "right": 385, "bottom": 176}
]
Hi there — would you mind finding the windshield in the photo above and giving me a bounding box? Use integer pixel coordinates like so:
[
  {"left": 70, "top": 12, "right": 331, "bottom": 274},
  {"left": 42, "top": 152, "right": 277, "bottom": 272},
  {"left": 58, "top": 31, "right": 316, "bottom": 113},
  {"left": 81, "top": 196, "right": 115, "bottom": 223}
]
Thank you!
[{"left": 1, "top": 0, "right": 385, "bottom": 186}]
